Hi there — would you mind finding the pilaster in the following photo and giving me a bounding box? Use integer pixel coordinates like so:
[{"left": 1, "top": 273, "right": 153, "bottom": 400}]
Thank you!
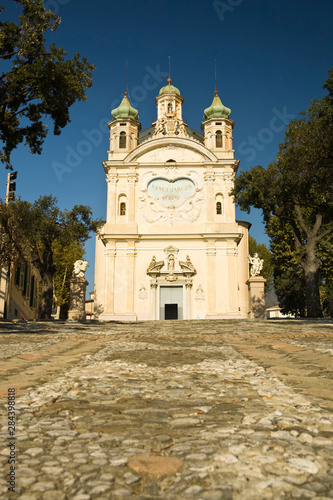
[
  {"left": 127, "top": 171, "right": 137, "bottom": 223},
  {"left": 227, "top": 246, "right": 238, "bottom": 314},
  {"left": 105, "top": 245, "right": 116, "bottom": 314},
  {"left": 106, "top": 173, "right": 117, "bottom": 223},
  {"left": 204, "top": 171, "right": 215, "bottom": 222},
  {"left": 206, "top": 240, "right": 216, "bottom": 315},
  {"left": 185, "top": 279, "right": 193, "bottom": 319},
  {"left": 126, "top": 241, "right": 137, "bottom": 313},
  {"left": 150, "top": 280, "right": 158, "bottom": 320}
]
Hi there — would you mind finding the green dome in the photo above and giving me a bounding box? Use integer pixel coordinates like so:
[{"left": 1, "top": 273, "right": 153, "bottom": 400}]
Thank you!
[
  {"left": 111, "top": 92, "right": 139, "bottom": 120},
  {"left": 204, "top": 91, "right": 231, "bottom": 120},
  {"left": 159, "top": 77, "right": 181, "bottom": 96}
]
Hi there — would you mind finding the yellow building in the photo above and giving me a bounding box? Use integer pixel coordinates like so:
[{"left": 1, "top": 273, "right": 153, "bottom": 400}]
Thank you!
[
  {"left": 94, "top": 78, "right": 251, "bottom": 320},
  {"left": 0, "top": 262, "right": 41, "bottom": 320}
]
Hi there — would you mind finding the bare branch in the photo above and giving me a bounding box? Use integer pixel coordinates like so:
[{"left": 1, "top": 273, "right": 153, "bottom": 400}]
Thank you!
[
  {"left": 315, "top": 225, "right": 333, "bottom": 243},
  {"left": 0, "top": 50, "right": 19, "bottom": 60},
  {"left": 312, "top": 213, "right": 323, "bottom": 236}
]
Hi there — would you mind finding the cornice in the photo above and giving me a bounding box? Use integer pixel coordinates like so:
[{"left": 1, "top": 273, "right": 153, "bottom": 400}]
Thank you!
[{"left": 125, "top": 135, "right": 218, "bottom": 163}]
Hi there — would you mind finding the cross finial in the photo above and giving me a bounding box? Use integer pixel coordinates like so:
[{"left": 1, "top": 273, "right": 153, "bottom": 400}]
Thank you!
[
  {"left": 124, "top": 60, "right": 128, "bottom": 96},
  {"left": 215, "top": 59, "right": 218, "bottom": 96},
  {"left": 167, "top": 56, "right": 172, "bottom": 85}
]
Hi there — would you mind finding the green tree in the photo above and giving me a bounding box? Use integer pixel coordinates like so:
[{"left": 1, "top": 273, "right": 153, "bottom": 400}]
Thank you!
[
  {"left": 266, "top": 216, "right": 306, "bottom": 317},
  {"left": 0, "top": 198, "right": 31, "bottom": 267},
  {"left": 266, "top": 217, "right": 333, "bottom": 317},
  {"left": 53, "top": 239, "right": 84, "bottom": 319},
  {"left": 232, "top": 70, "right": 333, "bottom": 317},
  {"left": 0, "top": 195, "right": 98, "bottom": 319},
  {"left": 318, "top": 235, "right": 333, "bottom": 317},
  {"left": 0, "top": 0, "right": 94, "bottom": 168}
]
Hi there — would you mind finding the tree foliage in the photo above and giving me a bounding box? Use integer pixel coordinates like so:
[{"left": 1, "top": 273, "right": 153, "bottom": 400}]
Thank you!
[
  {"left": 318, "top": 235, "right": 333, "bottom": 317},
  {"left": 266, "top": 216, "right": 306, "bottom": 317},
  {"left": 0, "top": 0, "right": 94, "bottom": 168},
  {"left": 53, "top": 238, "right": 84, "bottom": 318},
  {"left": 0, "top": 195, "right": 98, "bottom": 318},
  {"left": 0, "top": 197, "right": 31, "bottom": 264},
  {"left": 232, "top": 69, "right": 333, "bottom": 317},
  {"left": 266, "top": 216, "right": 333, "bottom": 317}
]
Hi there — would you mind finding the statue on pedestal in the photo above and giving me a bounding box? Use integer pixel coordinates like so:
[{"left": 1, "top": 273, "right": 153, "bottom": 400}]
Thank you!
[
  {"left": 248, "top": 253, "right": 264, "bottom": 277},
  {"left": 68, "top": 260, "right": 89, "bottom": 321},
  {"left": 73, "top": 260, "right": 88, "bottom": 278}
]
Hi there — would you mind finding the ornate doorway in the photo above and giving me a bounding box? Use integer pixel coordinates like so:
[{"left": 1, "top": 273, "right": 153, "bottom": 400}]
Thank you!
[
  {"left": 160, "top": 286, "right": 183, "bottom": 320},
  {"left": 147, "top": 247, "right": 196, "bottom": 320}
]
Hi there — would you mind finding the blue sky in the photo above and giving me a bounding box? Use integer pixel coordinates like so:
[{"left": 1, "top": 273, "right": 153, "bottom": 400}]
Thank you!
[{"left": 1, "top": 0, "right": 333, "bottom": 294}]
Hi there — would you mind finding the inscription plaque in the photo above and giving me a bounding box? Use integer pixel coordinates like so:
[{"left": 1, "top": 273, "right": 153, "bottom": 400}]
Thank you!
[{"left": 147, "top": 178, "right": 195, "bottom": 207}]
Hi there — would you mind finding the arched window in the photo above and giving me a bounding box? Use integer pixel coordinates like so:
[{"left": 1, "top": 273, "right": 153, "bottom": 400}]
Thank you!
[
  {"left": 216, "top": 130, "right": 222, "bottom": 148},
  {"left": 120, "top": 202, "right": 126, "bottom": 216},
  {"left": 215, "top": 193, "right": 223, "bottom": 216},
  {"left": 119, "top": 194, "right": 127, "bottom": 217},
  {"left": 119, "top": 131, "right": 126, "bottom": 149},
  {"left": 168, "top": 103, "right": 172, "bottom": 113}
]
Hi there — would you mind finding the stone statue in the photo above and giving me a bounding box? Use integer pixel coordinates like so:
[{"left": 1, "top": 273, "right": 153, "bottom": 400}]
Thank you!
[
  {"left": 167, "top": 254, "right": 175, "bottom": 271},
  {"left": 73, "top": 260, "right": 88, "bottom": 278},
  {"left": 248, "top": 253, "right": 264, "bottom": 277},
  {"left": 154, "top": 119, "right": 165, "bottom": 136},
  {"left": 178, "top": 122, "right": 186, "bottom": 136}
]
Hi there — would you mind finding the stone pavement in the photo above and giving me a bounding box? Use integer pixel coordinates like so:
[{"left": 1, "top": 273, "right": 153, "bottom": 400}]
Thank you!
[{"left": 0, "top": 319, "right": 333, "bottom": 500}]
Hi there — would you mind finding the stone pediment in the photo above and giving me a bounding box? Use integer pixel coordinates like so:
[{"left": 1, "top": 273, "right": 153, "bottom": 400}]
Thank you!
[
  {"left": 125, "top": 137, "right": 217, "bottom": 163},
  {"left": 164, "top": 245, "right": 179, "bottom": 255},
  {"left": 146, "top": 252, "right": 196, "bottom": 279}
]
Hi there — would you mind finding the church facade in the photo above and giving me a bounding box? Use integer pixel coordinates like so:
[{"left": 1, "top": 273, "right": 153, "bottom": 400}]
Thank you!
[{"left": 94, "top": 77, "right": 251, "bottom": 321}]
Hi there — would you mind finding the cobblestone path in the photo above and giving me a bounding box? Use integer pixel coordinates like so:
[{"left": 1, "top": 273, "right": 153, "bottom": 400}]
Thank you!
[{"left": 0, "top": 319, "right": 333, "bottom": 500}]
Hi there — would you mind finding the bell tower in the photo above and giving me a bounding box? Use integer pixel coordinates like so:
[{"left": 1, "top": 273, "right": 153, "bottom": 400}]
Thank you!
[
  {"left": 201, "top": 89, "right": 234, "bottom": 158},
  {"left": 156, "top": 76, "right": 184, "bottom": 122},
  {"left": 153, "top": 77, "right": 187, "bottom": 137},
  {"left": 108, "top": 91, "right": 141, "bottom": 160}
]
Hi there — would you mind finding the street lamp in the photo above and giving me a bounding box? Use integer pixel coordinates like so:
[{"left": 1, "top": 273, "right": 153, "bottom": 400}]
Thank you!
[{"left": 5, "top": 171, "right": 17, "bottom": 204}]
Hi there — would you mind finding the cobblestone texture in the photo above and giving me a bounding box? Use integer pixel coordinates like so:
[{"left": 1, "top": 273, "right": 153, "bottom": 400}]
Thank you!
[{"left": 0, "top": 319, "right": 333, "bottom": 499}]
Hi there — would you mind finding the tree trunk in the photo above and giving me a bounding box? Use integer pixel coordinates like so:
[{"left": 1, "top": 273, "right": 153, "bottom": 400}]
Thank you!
[
  {"left": 303, "top": 268, "right": 322, "bottom": 317},
  {"left": 40, "top": 274, "right": 53, "bottom": 320},
  {"left": 301, "top": 244, "right": 323, "bottom": 318}
]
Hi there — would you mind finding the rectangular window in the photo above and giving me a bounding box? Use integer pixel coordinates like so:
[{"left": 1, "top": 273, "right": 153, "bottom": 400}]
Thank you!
[
  {"left": 24, "top": 266, "right": 31, "bottom": 300},
  {"left": 23, "top": 265, "right": 28, "bottom": 297},
  {"left": 19, "top": 263, "right": 26, "bottom": 290},
  {"left": 15, "top": 265, "right": 20, "bottom": 287},
  {"left": 30, "top": 276, "right": 35, "bottom": 308}
]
